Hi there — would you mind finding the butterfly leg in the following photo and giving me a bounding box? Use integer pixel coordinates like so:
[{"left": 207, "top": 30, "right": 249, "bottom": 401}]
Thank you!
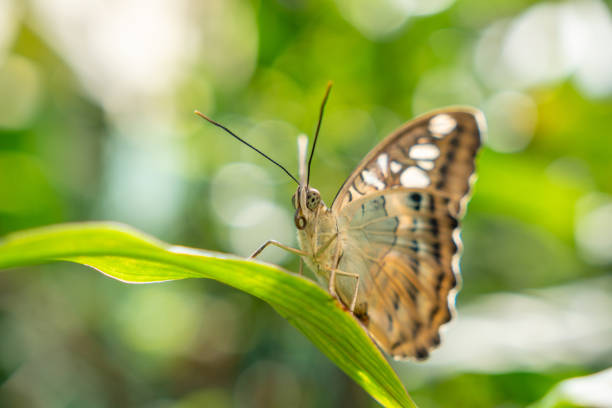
[
  {"left": 327, "top": 268, "right": 360, "bottom": 313},
  {"left": 250, "top": 240, "right": 308, "bottom": 259}
]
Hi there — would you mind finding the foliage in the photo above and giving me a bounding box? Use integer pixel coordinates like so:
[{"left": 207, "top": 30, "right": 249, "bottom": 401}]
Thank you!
[{"left": 0, "top": 222, "right": 415, "bottom": 407}]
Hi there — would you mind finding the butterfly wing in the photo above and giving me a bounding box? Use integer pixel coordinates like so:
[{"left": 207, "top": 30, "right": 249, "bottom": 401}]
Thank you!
[
  {"left": 332, "top": 108, "right": 483, "bottom": 216},
  {"left": 330, "top": 108, "right": 485, "bottom": 360}
]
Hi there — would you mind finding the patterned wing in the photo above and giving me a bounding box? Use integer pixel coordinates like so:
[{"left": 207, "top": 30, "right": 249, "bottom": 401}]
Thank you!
[
  {"left": 330, "top": 108, "right": 485, "bottom": 360},
  {"left": 331, "top": 108, "right": 484, "bottom": 218}
]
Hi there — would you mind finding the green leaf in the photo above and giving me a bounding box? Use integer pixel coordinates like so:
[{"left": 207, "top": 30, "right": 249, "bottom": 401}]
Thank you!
[{"left": 0, "top": 222, "right": 415, "bottom": 408}]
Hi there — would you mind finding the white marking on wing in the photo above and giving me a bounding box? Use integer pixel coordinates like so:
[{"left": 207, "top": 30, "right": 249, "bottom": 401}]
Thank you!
[
  {"left": 429, "top": 114, "right": 457, "bottom": 137},
  {"left": 390, "top": 160, "right": 402, "bottom": 174},
  {"left": 377, "top": 153, "right": 389, "bottom": 177},
  {"left": 400, "top": 166, "right": 430, "bottom": 187},
  {"left": 417, "top": 160, "right": 435, "bottom": 170},
  {"left": 409, "top": 143, "right": 440, "bottom": 160},
  {"left": 362, "top": 169, "right": 386, "bottom": 190}
]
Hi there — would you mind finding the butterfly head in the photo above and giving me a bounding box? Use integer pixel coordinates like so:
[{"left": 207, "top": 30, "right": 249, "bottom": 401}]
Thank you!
[{"left": 291, "top": 186, "right": 323, "bottom": 230}]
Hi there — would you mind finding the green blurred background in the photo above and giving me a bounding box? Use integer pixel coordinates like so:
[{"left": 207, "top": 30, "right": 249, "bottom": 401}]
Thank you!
[{"left": 1, "top": 0, "right": 611, "bottom": 407}]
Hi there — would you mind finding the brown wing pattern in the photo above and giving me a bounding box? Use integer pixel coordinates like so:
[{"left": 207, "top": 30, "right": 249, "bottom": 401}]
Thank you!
[
  {"left": 331, "top": 108, "right": 485, "bottom": 360},
  {"left": 331, "top": 108, "right": 484, "bottom": 218},
  {"left": 335, "top": 190, "right": 460, "bottom": 359}
]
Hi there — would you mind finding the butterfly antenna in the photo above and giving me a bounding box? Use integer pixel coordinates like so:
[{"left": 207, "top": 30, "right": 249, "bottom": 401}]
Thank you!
[
  {"left": 307, "top": 81, "right": 332, "bottom": 187},
  {"left": 195, "top": 110, "right": 299, "bottom": 184}
]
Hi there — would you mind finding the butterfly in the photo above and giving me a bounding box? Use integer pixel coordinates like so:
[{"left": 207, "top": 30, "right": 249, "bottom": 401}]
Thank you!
[{"left": 196, "top": 83, "right": 485, "bottom": 360}]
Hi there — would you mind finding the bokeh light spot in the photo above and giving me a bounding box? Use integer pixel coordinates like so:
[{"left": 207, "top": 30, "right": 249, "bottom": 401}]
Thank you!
[
  {"left": 115, "top": 286, "right": 201, "bottom": 355},
  {"left": 575, "top": 195, "right": 612, "bottom": 265},
  {"left": 482, "top": 91, "right": 537, "bottom": 153},
  {"left": 210, "top": 162, "right": 275, "bottom": 227},
  {"left": 0, "top": 55, "right": 41, "bottom": 129}
]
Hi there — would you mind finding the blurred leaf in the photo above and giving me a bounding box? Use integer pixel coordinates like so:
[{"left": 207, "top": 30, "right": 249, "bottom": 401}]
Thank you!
[
  {"left": 472, "top": 149, "right": 586, "bottom": 242},
  {"left": 0, "top": 222, "right": 415, "bottom": 408}
]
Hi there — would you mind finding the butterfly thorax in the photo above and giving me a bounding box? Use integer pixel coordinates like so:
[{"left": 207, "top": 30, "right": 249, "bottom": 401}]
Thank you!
[
  {"left": 292, "top": 187, "right": 339, "bottom": 282},
  {"left": 297, "top": 204, "right": 337, "bottom": 277}
]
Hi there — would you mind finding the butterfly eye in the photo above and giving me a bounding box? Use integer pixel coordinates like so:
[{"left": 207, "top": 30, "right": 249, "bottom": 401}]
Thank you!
[{"left": 306, "top": 189, "right": 320, "bottom": 211}]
